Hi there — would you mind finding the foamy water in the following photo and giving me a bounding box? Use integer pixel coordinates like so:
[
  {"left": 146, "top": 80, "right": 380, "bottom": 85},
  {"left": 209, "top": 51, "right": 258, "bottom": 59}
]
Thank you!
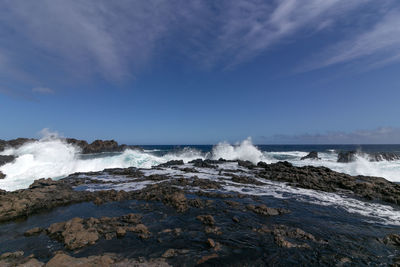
[{"left": 0, "top": 137, "right": 400, "bottom": 191}]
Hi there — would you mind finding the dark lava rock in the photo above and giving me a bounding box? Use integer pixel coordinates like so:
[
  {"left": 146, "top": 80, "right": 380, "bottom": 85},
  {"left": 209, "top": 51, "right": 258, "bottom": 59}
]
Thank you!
[
  {"left": 0, "top": 178, "right": 95, "bottom": 223},
  {"left": 24, "top": 227, "right": 43, "bottom": 236},
  {"left": 369, "top": 152, "right": 400, "bottom": 162},
  {"left": 256, "top": 161, "right": 400, "bottom": 205},
  {"left": 46, "top": 213, "right": 149, "bottom": 250},
  {"left": 238, "top": 160, "right": 255, "bottom": 169},
  {"left": 189, "top": 159, "right": 217, "bottom": 168},
  {"left": 0, "top": 155, "right": 15, "bottom": 166},
  {"left": 0, "top": 138, "right": 36, "bottom": 152},
  {"left": 337, "top": 151, "right": 358, "bottom": 163},
  {"left": 384, "top": 233, "right": 400, "bottom": 247},
  {"left": 272, "top": 225, "right": 326, "bottom": 249},
  {"left": 301, "top": 151, "right": 320, "bottom": 160},
  {"left": 246, "top": 204, "right": 288, "bottom": 216},
  {"left": 82, "top": 140, "right": 120, "bottom": 154},
  {"left": 66, "top": 138, "right": 143, "bottom": 154},
  {"left": 163, "top": 192, "right": 188, "bottom": 212},
  {"left": 197, "top": 215, "right": 215, "bottom": 226},
  {"left": 0, "top": 171, "right": 5, "bottom": 179},
  {"left": 157, "top": 160, "right": 184, "bottom": 167}
]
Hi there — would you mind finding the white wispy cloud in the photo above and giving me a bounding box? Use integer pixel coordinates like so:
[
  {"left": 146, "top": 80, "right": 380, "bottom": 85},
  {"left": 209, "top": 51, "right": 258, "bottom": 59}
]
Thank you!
[
  {"left": 305, "top": 9, "right": 400, "bottom": 71},
  {"left": 264, "top": 127, "right": 400, "bottom": 144},
  {"left": 32, "top": 87, "right": 54, "bottom": 94},
  {"left": 0, "top": 0, "right": 398, "bottom": 86}
]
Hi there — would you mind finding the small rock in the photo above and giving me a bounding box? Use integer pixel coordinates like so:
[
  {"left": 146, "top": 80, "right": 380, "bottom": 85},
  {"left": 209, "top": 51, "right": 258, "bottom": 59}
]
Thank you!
[
  {"left": 162, "top": 249, "right": 177, "bottom": 258},
  {"left": 197, "top": 253, "right": 218, "bottom": 264},
  {"left": 232, "top": 216, "right": 240, "bottom": 223},
  {"left": 197, "top": 215, "right": 215, "bottom": 226},
  {"left": 116, "top": 227, "right": 126, "bottom": 237},
  {"left": 207, "top": 238, "right": 215, "bottom": 248},
  {"left": 24, "top": 227, "right": 43, "bottom": 237}
]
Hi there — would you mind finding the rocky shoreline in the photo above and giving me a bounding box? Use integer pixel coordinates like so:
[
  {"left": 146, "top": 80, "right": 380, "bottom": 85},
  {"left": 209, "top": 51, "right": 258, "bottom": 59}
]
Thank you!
[
  {"left": 0, "top": 159, "right": 400, "bottom": 266},
  {"left": 0, "top": 138, "right": 142, "bottom": 156}
]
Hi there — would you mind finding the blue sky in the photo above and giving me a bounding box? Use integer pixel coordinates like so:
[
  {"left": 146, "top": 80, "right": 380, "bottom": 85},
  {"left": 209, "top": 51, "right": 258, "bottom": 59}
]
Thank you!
[{"left": 1, "top": 0, "right": 400, "bottom": 144}]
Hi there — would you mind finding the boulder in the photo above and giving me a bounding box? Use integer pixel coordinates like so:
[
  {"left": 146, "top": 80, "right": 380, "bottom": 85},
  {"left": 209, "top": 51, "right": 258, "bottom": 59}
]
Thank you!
[
  {"left": 0, "top": 155, "right": 15, "bottom": 166},
  {"left": 157, "top": 160, "right": 184, "bottom": 167},
  {"left": 337, "top": 151, "right": 357, "bottom": 163},
  {"left": 301, "top": 151, "right": 320, "bottom": 160},
  {"left": 0, "top": 171, "right": 5, "bottom": 179}
]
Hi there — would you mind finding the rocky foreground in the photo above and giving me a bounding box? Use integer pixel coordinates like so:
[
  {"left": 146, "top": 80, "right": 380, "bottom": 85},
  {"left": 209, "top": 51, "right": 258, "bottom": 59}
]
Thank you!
[{"left": 0, "top": 159, "right": 399, "bottom": 266}]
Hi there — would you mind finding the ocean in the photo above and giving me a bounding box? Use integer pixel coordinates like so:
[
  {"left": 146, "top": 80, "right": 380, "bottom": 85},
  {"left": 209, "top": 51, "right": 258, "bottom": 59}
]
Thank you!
[{"left": 1, "top": 138, "right": 400, "bottom": 191}]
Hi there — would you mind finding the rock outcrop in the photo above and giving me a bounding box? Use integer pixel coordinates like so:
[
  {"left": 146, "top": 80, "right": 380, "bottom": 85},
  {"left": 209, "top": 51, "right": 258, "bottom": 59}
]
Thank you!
[
  {"left": 338, "top": 151, "right": 400, "bottom": 163},
  {"left": 300, "top": 151, "right": 320, "bottom": 160},
  {"left": 0, "top": 138, "right": 36, "bottom": 152},
  {"left": 45, "top": 214, "right": 149, "bottom": 250},
  {"left": 0, "top": 155, "right": 16, "bottom": 166},
  {"left": 256, "top": 161, "right": 400, "bottom": 205}
]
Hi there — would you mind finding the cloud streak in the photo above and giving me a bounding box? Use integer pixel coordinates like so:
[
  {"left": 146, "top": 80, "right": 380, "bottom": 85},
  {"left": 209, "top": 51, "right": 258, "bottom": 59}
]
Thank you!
[
  {"left": 305, "top": 9, "right": 400, "bottom": 71},
  {"left": 32, "top": 87, "right": 54, "bottom": 94},
  {"left": 0, "top": 0, "right": 398, "bottom": 89},
  {"left": 263, "top": 127, "right": 400, "bottom": 144}
]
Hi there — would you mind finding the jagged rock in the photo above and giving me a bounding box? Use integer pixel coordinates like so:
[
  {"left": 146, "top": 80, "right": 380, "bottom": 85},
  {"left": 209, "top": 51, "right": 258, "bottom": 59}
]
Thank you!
[
  {"left": 46, "top": 253, "right": 114, "bottom": 267},
  {"left": 384, "top": 233, "right": 400, "bottom": 246},
  {"left": 0, "top": 155, "right": 15, "bottom": 166},
  {"left": 272, "top": 225, "right": 326, "bottom": 249},
  {"left": 197, "top": 253, "right": 218, "bottom": 264},
  {"left": 197, "top": 215, "right": 215, "bottom": 226},
  {"left": 0, "top": 171, "right": 5, "bottom": 179},
  {"left": 246, "top": 204, "right": 288, "bottom": 216},
  {"left": 337, "top": 151, "right": 357, "bottom": 163},
  {"left": 237, "top": 160, "right": 255, "bottom": 169},
  {"left": 163, "top": 192, "right": 188, "bottom": 212},
  {"left": 24, "top": 227, "right": 43, "bottom": 236},
  {"left": 65, "top": 138, "right": 143, "bottom": 154},
  {"left": 256, "top": 161, "right": 400, "bottom": 205},
  {"left": 0, "top": 138, "right": 36, "bottom": 152},
  {"left": 46, "top": 214, "right": 149, "bottom": 250},
  {"left": 157, "top": 160, "right": 184, "bottom": 167},
  {"left": 301, "top": 151, "right": 320, "bottom": 160}
]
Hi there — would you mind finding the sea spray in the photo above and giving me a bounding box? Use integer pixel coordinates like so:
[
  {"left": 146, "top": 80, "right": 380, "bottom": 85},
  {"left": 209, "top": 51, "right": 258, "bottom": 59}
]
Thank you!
[{"left": 1, "top": 136, "right": 400, "bottom": 191}]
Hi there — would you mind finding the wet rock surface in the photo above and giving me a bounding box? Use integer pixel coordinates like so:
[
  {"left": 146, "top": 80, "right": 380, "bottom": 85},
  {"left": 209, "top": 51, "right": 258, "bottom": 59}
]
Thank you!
[
  {"left": 256, "top": 161, "right": 400, "bottom": 205},
  {"left": 0, "top": 155, "right": 16, "bottom": 167},
  {"left": 300, "top": 151, "right": 320, "bottom": 160},
  {"left": 0, "top": 161, "right": 400, "bottom": 266},
  {"left": 0, "top": 137, "right": 143, "bottom": 155},
  {"left": 337, "top": 150, "right": 400, "bottom": 163}
]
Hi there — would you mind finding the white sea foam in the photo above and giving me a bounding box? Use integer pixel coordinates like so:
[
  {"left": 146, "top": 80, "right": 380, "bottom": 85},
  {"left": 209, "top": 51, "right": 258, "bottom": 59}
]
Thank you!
[
  {"left": 211, "top": 138, "right": 272, "bottom": 163},
  {"left": 1, "top": 136, "right": 400, "bottom": 191}
]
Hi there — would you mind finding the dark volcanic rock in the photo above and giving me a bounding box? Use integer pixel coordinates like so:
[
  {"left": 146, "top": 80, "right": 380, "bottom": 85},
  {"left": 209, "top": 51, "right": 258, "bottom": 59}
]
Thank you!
[
  {"left": 301, "top": 151, "right": 320, "bottom": 160},
  {"left": 272, "top": 225, "right": 326, "bottom": 249},
  {"left": 238, "top": 160, "right": 255, "bottom": 169},
  {"left": 256, "top": 161, "right": 400, "bottom": 205},
  {"left": 189, "top": 159, "right": 217, "bottom": 168},
  {"left": 0, "top": 171, "right": 5, "bottom": 179},
  {"left": 0, "top": 155, "right": 16, "bottom": 166},
  {"left": 82, "top": 140, "right": 120, "bottom": 154},
  {"left": 0, "top": 178, "right": 95, "bottom": 223},
  {"left": 338, "top": 151, "right": 400, "bottom": 163},
  {"left": 337, "top": 151, "right": 357, "bottom": 163},
  {"left": 46, "top": 214, "right": 149, "bottom": 250},
  {"left": 369, "top": 152, "right": 400, "bottom": 162},
  {"left": 0, "top": 138, "right": 36, "bottom": 152},
  {"left": 157, "top": 160, "right": 184, "bottom": 167},
  {"left": 66, "top": 138, "right": 143, "bottom": 154},
  {"left": 246, "top": 204, "right": 288, "bottom": 216}
]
